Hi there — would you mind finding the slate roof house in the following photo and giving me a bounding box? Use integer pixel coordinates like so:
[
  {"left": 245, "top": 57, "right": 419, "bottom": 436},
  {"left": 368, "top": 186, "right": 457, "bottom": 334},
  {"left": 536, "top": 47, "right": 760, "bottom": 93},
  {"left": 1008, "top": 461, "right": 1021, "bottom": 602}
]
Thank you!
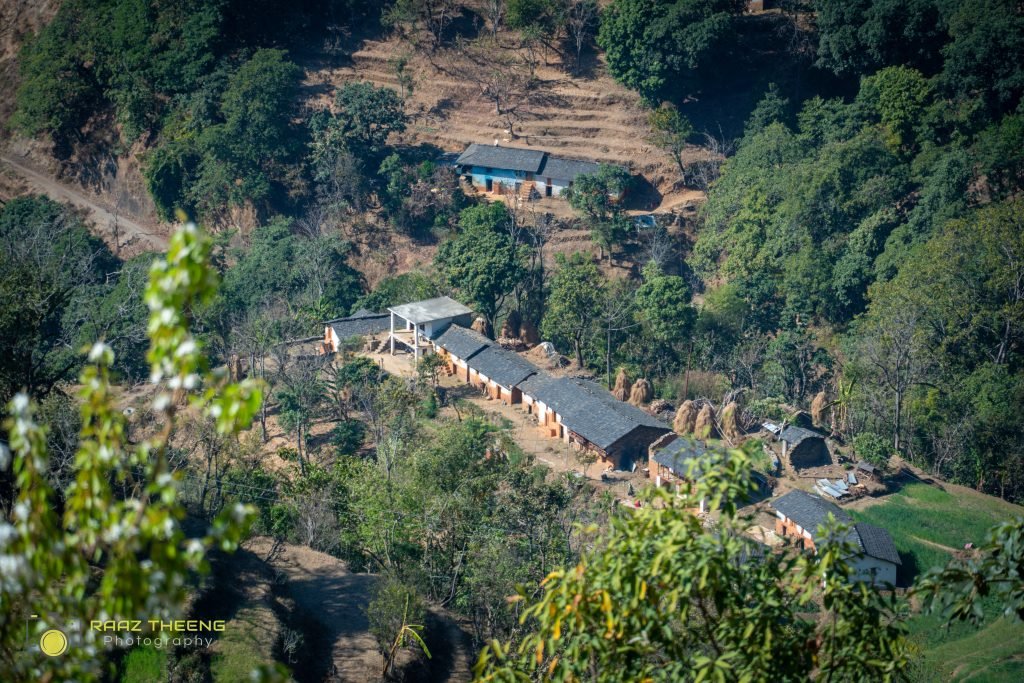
[
  {"left": 772, "top": 490, "right": 901, "bottom": 585},
  {"left": 323, "top": 309, "right": 391, "bottom": 354},
  {"left": 647, "top": 433, "right": 710, "bottom": 512},
  {"left": 324, "top": 295, "right": 670, "bottom": 470},
  {"left": 454, "top": 143, "right": 616, "bottom": 199},
  {"left": 433, "top": 324, "right": 670, "bottom": 468},
  {"left": 779, "top": 425, "right": 832, "bottom": 469}
]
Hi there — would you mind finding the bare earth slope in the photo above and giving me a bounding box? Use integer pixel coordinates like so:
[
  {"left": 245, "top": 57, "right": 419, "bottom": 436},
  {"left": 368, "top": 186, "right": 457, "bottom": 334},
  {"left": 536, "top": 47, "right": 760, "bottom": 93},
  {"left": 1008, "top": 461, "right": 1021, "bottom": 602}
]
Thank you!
[{"left": 301, "top": 34, "right": 703, "bottom": 203}]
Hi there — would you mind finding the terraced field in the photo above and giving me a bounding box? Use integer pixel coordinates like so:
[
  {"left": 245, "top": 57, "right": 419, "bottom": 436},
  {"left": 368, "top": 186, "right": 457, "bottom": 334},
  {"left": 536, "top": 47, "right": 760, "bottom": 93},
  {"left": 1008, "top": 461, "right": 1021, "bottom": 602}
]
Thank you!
[{"left": 300, "top": 34, "right": 705, "bottom": 203}]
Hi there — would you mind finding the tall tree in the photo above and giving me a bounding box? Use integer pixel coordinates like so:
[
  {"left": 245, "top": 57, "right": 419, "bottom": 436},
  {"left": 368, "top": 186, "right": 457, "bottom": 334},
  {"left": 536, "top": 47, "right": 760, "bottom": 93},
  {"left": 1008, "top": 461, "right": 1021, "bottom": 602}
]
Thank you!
[
  {"left": 542, "top": 253, "right": 605, "bottom": 369},
  {"left": 435, "top": 204, "right": 527, "bottom": 337}
]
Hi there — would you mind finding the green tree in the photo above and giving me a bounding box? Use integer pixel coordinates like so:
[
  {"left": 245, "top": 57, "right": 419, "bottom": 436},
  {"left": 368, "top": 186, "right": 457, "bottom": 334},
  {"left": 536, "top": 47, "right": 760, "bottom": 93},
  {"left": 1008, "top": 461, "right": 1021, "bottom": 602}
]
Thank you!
[
  {"left": 0, "top": 224, "right": 265, "bottom": 681},
  {"left": 0, "top": 197, "right": 119, "bottom": 402},
  {"left": 564, "top": 165, "right": 633, "bottom": 260},
  {"left": 597, "top": 0, "right": 745, "bottom": 103},
  {"left": 367, "top": 577, "right": 431, "bottom": 678},
  {"left": 311, "top": 82, "right": 408, "bottom": 162},
  {"left": 193, "top": 49, "right": 301, "bottom": 213},
  {"left": 473, "top": 445, "right": 911, "bottom": 681},
  {"left": 435, "top": 204, "right": 527, "bottom": 337},
  {"left": 634, "top": 261, "right": 695, "bottom": 371},
  {"left": 542, "top": 253, "right": 605, "bottom": 369},
  {"left": 647, "top": 102, "right": 694, "bottom": 179}
]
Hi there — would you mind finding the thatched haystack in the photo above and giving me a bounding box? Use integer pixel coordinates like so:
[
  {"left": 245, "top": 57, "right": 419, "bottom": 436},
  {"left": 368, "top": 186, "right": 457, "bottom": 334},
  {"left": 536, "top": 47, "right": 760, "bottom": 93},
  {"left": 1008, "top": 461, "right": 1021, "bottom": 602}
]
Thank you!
[
  {"left": 648, "top": 399, "right": 674, "bottom": 416},
  {"left": 720, "top": 401, "right": 741, "bottom": 441},
  {"left": 612, "top": 368, "right": 631, "bottom": 401},
  {"left": 694, "top": 403, "right": 717, "bottom": 440},
  {"left": 500, "top": 310, "right": 522, "bottom": 340},
  {"left": 471, "top": 317, "right": 489, "bottom": 336},
  {"left": 628, "top": 378, "right": 653, "bottom": 406},
  {"left": 810, "top": 391, "right": 829, "bottom": 427},
  {"left": 674, "top": 400, "right": 697, "bottom": 435},
  {"left": 520, "top": 318, "right": 540, "bottom": 346}
]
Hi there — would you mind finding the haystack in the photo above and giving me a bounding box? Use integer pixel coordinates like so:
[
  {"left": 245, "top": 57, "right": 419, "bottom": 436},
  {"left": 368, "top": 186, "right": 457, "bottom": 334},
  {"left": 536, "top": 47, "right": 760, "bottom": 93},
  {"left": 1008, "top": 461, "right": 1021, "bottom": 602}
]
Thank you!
[
  {"left": 694, "top": 403, "right": 717, "bottom": 440},
  {"left": 500, "top": 310, "right": 522, "bottom": 340},
  {"left": 673, "top": 400, "right": 697, "bottom": 435},
  {"left": 520, "top": 318, "right": 540, "bottom": 346},
  {"left": 810, "top": 391, "right": 829, "bottom": 427},
  {"left": 720, "top": 401, "right": 741, "bottom": 441},
  {"left": 471, "top": 317, "right": 489, "bottom": 336},
  {"left": 612, "top": 368, "right": 631, "bottom": 401},
  {"left": 628, "top": 378, "right": 653, "bottom": 406}
]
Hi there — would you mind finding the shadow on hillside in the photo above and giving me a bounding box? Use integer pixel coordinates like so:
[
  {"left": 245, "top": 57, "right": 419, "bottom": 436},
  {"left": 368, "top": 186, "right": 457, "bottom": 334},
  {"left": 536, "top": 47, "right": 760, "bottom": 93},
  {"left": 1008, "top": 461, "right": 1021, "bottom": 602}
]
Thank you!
[
  {"left": 672, "top": 13, "right": 851, "bottom": 142},
  {"left": 624, "top": 175, "right": 662, "bottom": 211},
  {"left": 398, "top": 611, "right": 475, "bottom": 682}
]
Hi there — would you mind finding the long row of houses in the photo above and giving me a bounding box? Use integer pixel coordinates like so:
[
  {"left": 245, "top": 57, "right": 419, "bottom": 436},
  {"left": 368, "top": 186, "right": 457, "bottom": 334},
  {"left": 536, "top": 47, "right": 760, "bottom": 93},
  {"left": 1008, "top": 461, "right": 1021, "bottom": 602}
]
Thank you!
[
  {"left": 324, "top": 296, "right": 902, "bottom": 585},
  {"left": 324, "top": 296, "right": 672, "bottom": 469}
]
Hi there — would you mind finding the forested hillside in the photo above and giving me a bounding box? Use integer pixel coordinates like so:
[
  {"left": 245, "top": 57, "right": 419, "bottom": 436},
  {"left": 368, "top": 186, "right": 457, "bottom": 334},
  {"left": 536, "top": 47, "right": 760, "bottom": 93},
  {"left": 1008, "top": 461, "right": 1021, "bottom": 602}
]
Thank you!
[{"left": 1, "top": 1, "right": 1023, "bottom": 682}]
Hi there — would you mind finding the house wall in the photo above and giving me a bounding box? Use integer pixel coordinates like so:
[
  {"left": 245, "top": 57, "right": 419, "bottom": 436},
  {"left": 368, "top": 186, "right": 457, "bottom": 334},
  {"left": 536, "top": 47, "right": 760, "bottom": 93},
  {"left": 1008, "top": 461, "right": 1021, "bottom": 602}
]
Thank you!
[
  {"left": 468, "top": 166, "right": 526, "bottom": 193},
  {"left": 850, "top": 556, "right": 897, "bottom": 585},
  {"left": 775, "top": 513, "right": 816, "bottom": 551}
]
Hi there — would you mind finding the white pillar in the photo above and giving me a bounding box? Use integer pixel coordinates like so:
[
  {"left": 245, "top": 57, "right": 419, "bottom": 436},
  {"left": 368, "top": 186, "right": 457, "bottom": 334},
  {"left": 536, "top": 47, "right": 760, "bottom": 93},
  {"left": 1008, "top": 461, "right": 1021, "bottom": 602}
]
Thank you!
[
  {"left": 413, "top": 324, "right": 420, "bottom": 364},
  {"left": 389, "top": 312, "right": 395, "bottom": 355}
]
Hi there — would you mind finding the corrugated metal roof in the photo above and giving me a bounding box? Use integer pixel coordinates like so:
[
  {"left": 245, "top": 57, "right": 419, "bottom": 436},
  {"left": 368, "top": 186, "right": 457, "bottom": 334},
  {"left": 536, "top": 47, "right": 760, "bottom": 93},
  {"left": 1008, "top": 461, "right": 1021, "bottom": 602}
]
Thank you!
[
  {"left": 854, "top": 523, "right": 902, "bottom": 566},
  {"left": 455, "top": 143, "right": 546, "bottom": 173},
  {"left": 469, "top": 345, "right": 538, "bottom": 389},
  {"left": 388, "top": 296, "right": 473, "bottom": 324},
  {"left": 434, "top": 324, "right": 490, "bottom": 362}
]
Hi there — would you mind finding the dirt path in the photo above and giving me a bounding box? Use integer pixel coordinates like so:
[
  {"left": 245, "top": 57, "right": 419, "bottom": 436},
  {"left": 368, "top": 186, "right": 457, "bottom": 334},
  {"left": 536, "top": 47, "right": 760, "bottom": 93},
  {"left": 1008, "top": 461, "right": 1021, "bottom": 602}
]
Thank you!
[
  {"left": 0, "top": 152, "right": 169, "bottom": 254},
  {"left": 244, "top": 537, "right": 474, "bottom": 682},
  {"left": 246, "top": 538, "right": 381, "bottom": 682}
]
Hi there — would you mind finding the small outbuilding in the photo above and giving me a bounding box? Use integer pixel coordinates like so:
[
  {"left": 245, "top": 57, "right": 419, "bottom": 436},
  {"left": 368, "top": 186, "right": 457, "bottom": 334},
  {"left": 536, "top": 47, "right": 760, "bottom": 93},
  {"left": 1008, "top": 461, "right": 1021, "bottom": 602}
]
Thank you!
[
  {"left": 387, "top": 296, "right": 474, "bottom": 362},
  {"left": 779, "top": 425, "right": 832, "bottom": 469},
  {"left": 323, "top": 309, "right": 391, "bottom": 354},
  {"left": 648, "top": 434, "right": 710, "bottom": 512}
]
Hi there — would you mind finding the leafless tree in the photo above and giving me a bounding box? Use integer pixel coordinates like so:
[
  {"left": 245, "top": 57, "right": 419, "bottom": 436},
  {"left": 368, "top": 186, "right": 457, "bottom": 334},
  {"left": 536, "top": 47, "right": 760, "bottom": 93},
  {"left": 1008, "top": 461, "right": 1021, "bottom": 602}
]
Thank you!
[
  {"left": 294, "top": 495, "right": 342, "bottom": 553},
  {"left": 564, "top": 0, "right": 599, "bottom": 75},
  {"left": 642, "top": 225, "right": 676, "bottom": 272},
  {"left": 484, "top": 0, "right": 505, "bottom": 37},
  {"left": 597, "top": 281, "right": 639, "bottom": 389},
  {"left": 684, "top": 130, "right": 736, "bottom": 192},
  {"left": 859, "top": 302, "right": 933, "bottom": 453}
]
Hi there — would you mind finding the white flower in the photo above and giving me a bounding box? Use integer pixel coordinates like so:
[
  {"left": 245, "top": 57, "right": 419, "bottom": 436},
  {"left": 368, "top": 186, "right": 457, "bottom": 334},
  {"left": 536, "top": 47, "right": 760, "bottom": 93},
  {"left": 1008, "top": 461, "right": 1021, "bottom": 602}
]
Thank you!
[
  {"left": 232, "top": 503, "right": 248, "bottom": 522},
  {"left": 186, "top": 539, "right": 204, "bottom": 556},
  {"left": 0, "top": 523, "right": 15, "bottom": 545},
  {"left": 88, "top": 341, "right": 111, "bottom": 362},
  {"left": 182, "top": 374, "right": 199, "bottom": 390},
  {"left": 12, "top": 393, "right": 29, "bottom": 413},
  {"left": 174, "top": 340, "right": 196, "bottom": 358},
  {"left": 13, "top": 502, "right": 29, "bottom": 521},
  {"left": 153, "top": 394, "right": 171, "bottom": 412},
  {"left": 0, "top": 443, "right": 9, "bottom": 471}
]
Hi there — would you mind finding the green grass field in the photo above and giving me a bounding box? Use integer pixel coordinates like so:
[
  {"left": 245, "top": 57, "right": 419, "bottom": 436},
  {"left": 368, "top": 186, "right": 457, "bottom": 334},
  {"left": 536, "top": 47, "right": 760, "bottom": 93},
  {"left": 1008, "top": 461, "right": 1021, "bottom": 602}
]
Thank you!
[{"left": 851, "top": 482, "right": 1024, "bottom": 681}]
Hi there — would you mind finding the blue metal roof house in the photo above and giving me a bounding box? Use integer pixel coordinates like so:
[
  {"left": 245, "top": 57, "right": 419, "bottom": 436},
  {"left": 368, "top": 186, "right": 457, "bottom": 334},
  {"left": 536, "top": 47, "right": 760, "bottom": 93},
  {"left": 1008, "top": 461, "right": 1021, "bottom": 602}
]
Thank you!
[{"left": 454, "top": 143, "right": 618, "bottom": 199}]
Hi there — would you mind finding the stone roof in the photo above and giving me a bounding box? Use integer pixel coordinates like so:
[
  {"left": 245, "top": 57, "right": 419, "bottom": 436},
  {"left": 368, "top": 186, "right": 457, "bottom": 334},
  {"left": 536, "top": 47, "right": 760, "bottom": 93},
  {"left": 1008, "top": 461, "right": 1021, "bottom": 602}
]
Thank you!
[
  {"left": 388, "top": 296, "right": 473, "bottom": 325},
  {"left": 772, "top": 490, "right": 851, "bottom": 541},
  {"left": 434, "top": 324, "right": 490, "bottom": 362},
  {"left": 539, "top": 155, "right": 602, "bottom": 181},
  {"left": 855, "top": 522, "right": 902, "bottom": 566},
  {"left": 651, "top": 437, "right": 709, "bottom": 477},
  {"left": 780, "top": 425, "right": 825, "bottom": 447},
  {"left": 521, "top": 375, "right": 669, "bottom": 450},
  {"left": 455, "top": 143, "right": 546, "bottom": 173},
  {"left": 326, "top": 311, "right": 391, "bottom": 340},
  {"left": 469, "top": 345, "right": 538, "bottom": 389}
]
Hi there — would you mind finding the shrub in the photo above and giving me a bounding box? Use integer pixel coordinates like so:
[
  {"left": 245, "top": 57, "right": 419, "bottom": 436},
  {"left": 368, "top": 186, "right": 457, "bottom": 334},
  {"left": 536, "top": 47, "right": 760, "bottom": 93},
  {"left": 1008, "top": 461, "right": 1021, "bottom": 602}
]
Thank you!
[{"left": 853, "top": 432, "right": 891, "bottom": 468}]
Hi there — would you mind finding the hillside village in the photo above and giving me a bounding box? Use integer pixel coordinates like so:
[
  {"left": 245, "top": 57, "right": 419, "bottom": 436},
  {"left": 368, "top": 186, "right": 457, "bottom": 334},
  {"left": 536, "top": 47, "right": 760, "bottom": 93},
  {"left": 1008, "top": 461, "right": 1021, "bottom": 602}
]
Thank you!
[{"left": 1, "top": 1, "right": 1023, "bottom": 682}]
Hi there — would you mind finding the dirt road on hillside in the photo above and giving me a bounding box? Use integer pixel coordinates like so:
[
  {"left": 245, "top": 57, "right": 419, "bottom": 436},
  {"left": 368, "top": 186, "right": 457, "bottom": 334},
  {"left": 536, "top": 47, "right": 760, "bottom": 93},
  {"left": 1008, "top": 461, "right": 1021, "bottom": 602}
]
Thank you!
[
  {"left": 245, "top": 538, "right": 474, "bottom": 682},
  {"left": 1, "top": 152, "right": 168, "bottom": 254}
]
